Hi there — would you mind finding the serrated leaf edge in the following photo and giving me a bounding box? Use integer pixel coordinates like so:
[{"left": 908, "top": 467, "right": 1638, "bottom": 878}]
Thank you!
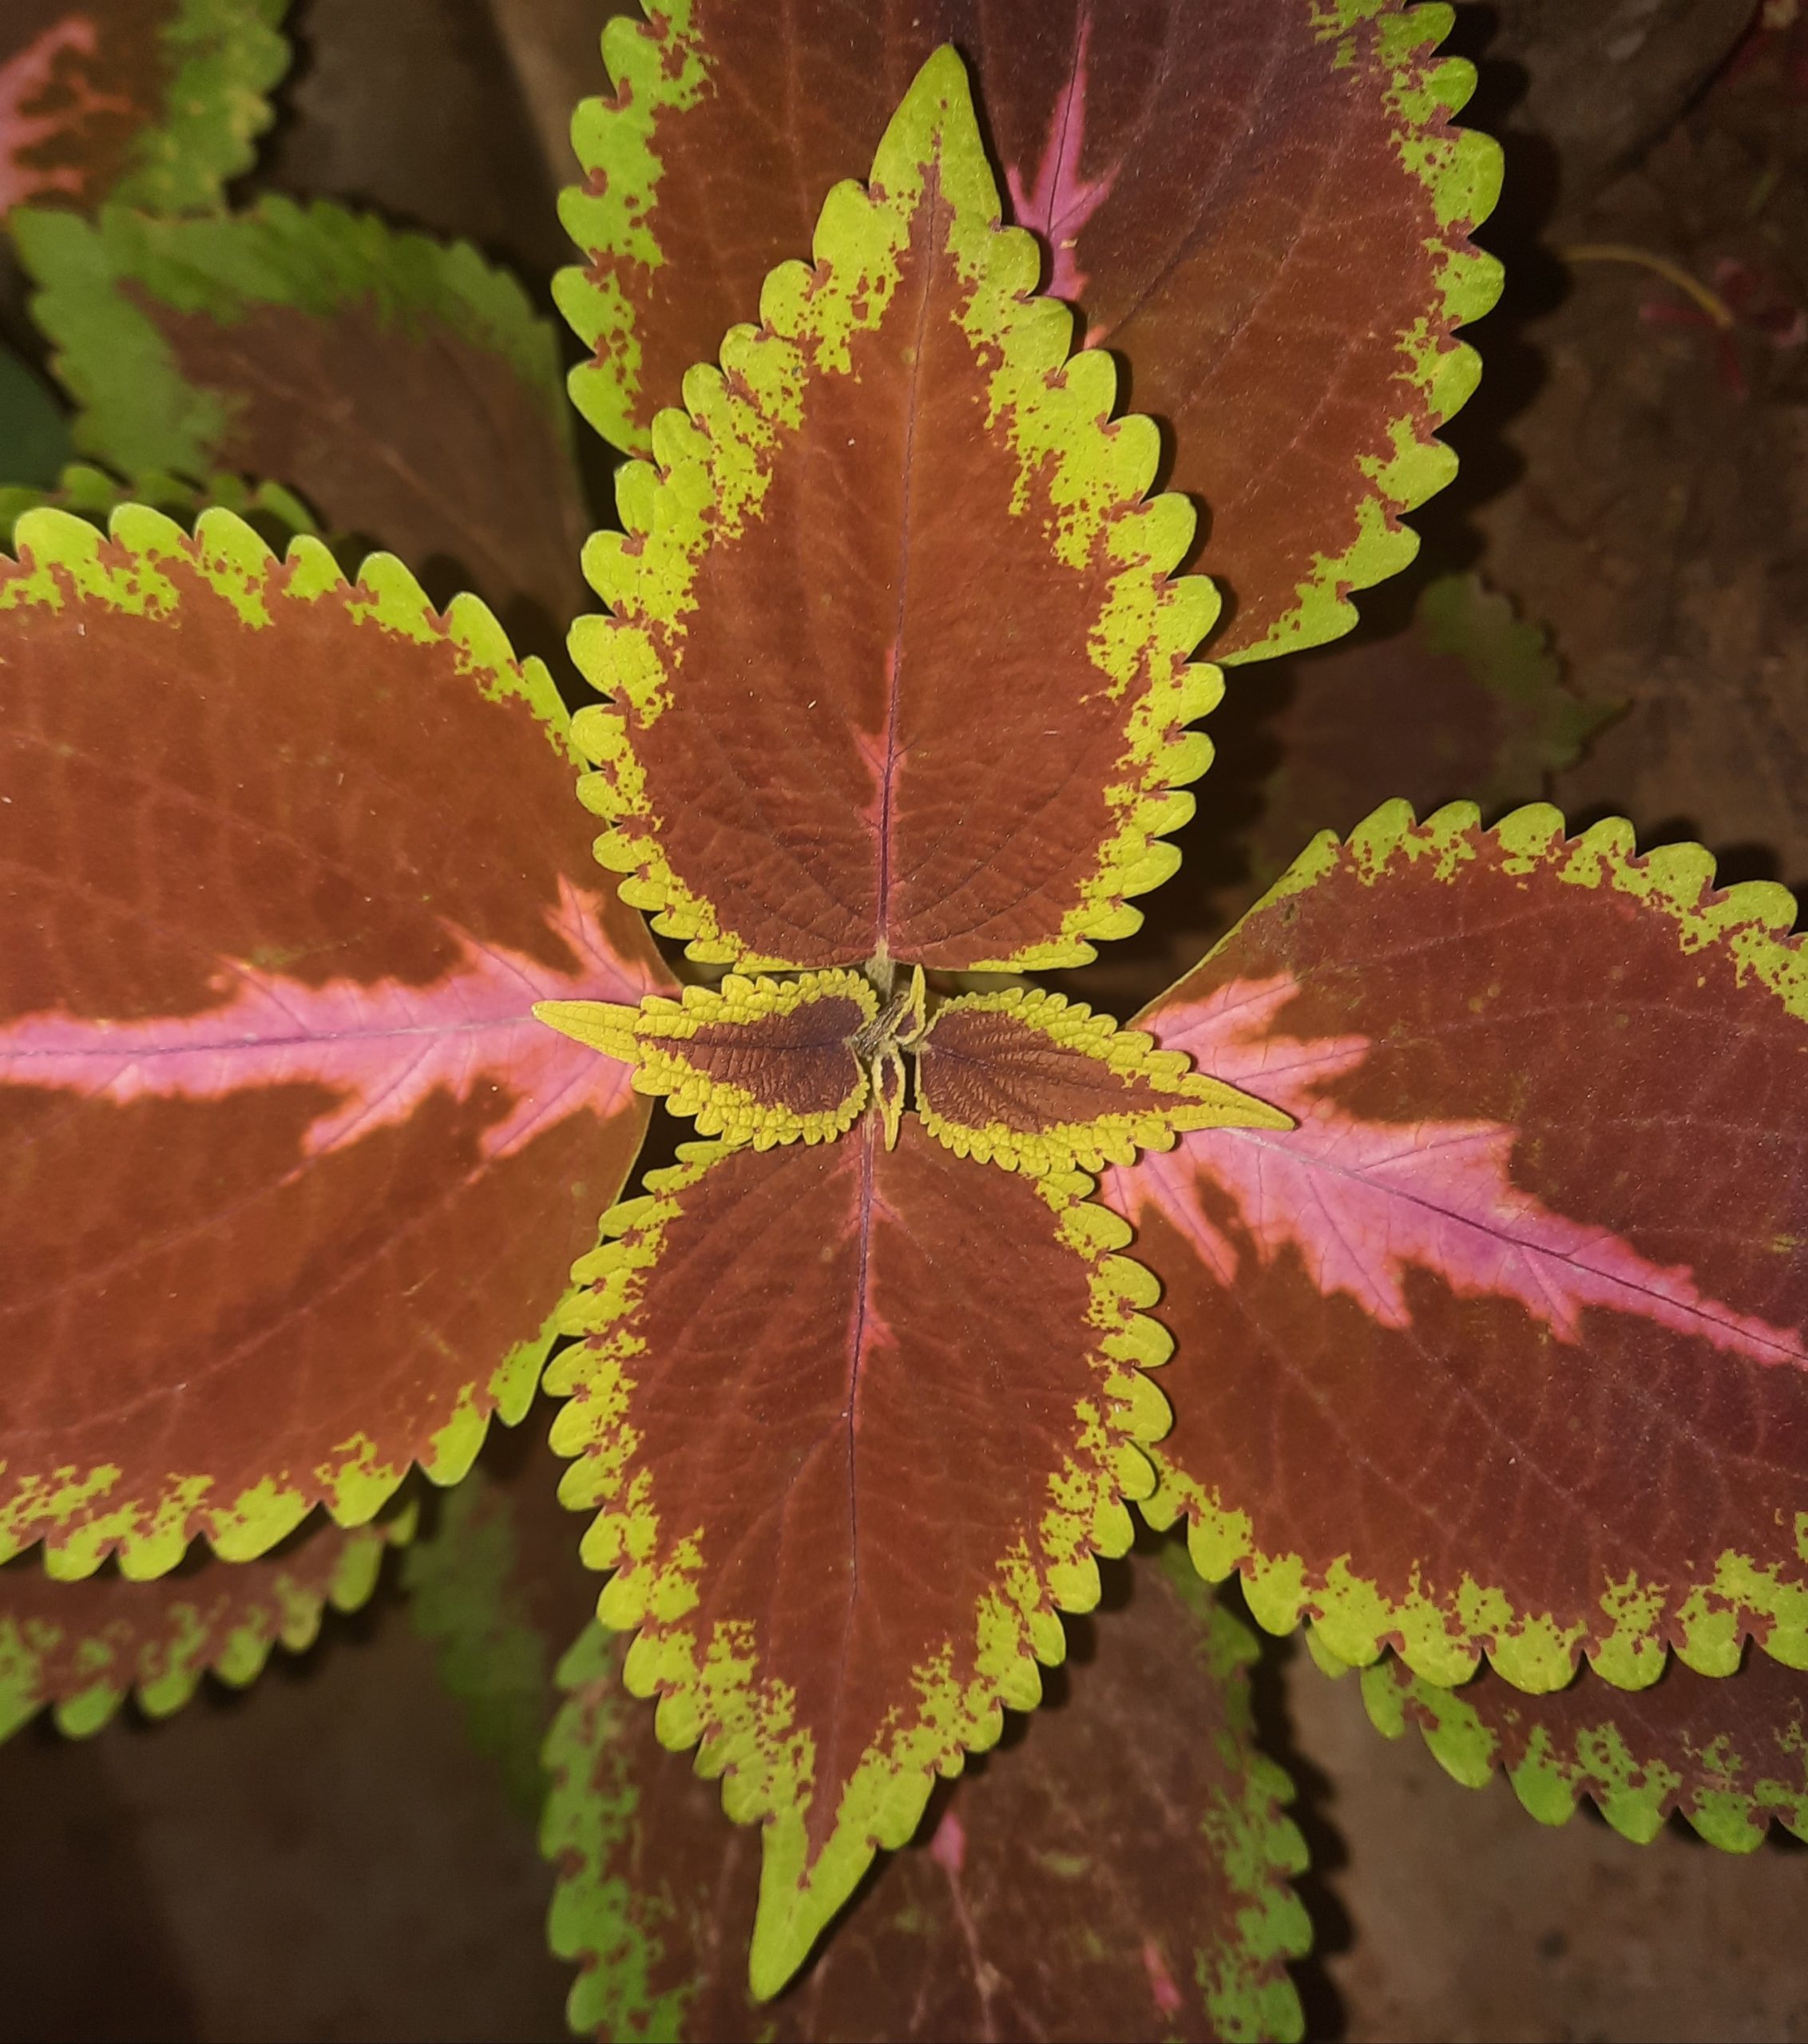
[
  {"left": 1223, "top": 2, "right": 1505, "bottom": 665},
  {"left": 1356, "top": 1650, "right": 1808, "bottom": 1854},
  {"left": 1, "top": 1503, "right": 413, "bottom": 1745}
]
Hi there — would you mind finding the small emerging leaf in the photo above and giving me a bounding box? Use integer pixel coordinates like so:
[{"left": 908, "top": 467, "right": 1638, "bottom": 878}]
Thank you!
[
  {"left": 0, "top": 505, "right": 671, "bottom": 1577},
  {"left": 570, "top": 47, "right": 1218, "bottom": 973},
  {"left": 1103, "top": 801, "right": 1808, "bottom": 1693},
  {"left": 541, "top": 1544, "right": 1310, "bottom": 2042},
  {"left": 14, "top": 196, "right": 588, "bottom": 638},
  {"left": 916, "top": 987, "right": 1290, "bottom": 1175},
  {"left": 1, "top": 0, "right": 288, "bottom": 220},
  {"left": 1361, "top": 1646, "right": 1808, "bottom": 1853},
  {"left": 548, "top": 1116, "right": 1172, "bottom": 1996},
  {"left": 538, "top": 969, "right": 877, "bottom": 1147},
  {"left": 0, "top": 1505, "right": 410, "bottom": 1742}
]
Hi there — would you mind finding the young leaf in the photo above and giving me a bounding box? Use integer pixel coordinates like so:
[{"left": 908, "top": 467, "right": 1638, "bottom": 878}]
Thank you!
[
  {"left": 1362, "top": 1646, "right": 1808, "bottom": 1852},
  {"left": 13, "top": 197, "right": 589, "bottom": 639},
  {"left": 0, "top": 343, "right": 72, "bottom": 490},
  {"left": 538, "top": 969, "right": 879, "bottom": 1148},
  {"left": 1230, "top": 575, "right": 1616, "bottom": 913},
  {"left": 0, "top": 505, "right": 670, "bottom": 1578},
  {"left": 0, "top": 0, "right": 288, "bottom": 220},
  {"left": 570, "top": 47, "right": 1217, "bottom": 973},
  {"left": 1100, "top": 802, "right": 1808, "bottom": 1693},
  {"left": 915, "top": 987, "right": 1290, "bottom": 1175},
  {"left": 0, "top": 1505, "right": 410, "bottom": 1743},
  {"left": 547, "top": 1115, "right": 1172, "bottom": 1996},
  {"left": 557, "top": 0, "right": 1501, "bottom": 660},
  {"left": 542, "top": 1543, "right": 1310, "bottom": 2043}
]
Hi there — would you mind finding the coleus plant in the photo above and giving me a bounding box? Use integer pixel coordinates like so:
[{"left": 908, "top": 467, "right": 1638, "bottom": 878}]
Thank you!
[{"left": 3, "top": 1, "right": 1807, "bottom": 2037}]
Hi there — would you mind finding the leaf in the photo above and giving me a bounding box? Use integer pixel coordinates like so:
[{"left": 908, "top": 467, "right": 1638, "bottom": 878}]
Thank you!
[
  {"left": 402, "top": 1411, "right": 599, "bottom": 1819},
  {"left": 555, "top": 0, "right": 1501, "bottom": 661},
  {"left": 538, "top": 969, "right": 881, "bottom": 1148},
  {"left": 547, "top": 1114, "right": 1172, "bottom": 1996},
  {"left": 0, "top": 1503, "right": 410, "bottom": 1742},
  {"left": 541, "top": 1542, "right": 1310, "bottom": 2043},
  {"left": 569, "top": 47, "right": 1218, "bottom": 974},
  {"left": 916, "top": 986, "right": 1290, "bottom": 1175},
  {"left": 1361, "top": 1645, "right": 1808, "bottom": 1852},
  {"left": 0, "top": 343, "right": 71, "bottom": 490},
  {"left": 0, "top": 504, "right": 671, "bottom": 1578},
  {"left": 13, "top": 196, "right": 589, "bottom": 641},
  {"left": 0, "top": 0, "right": 288, "bottom": 220},
  {"left": 0, "top": 459, "right": 318, "bottom": 553},
  {"left": 1099, "top": 800, "right": 1808, "bottom": 1693},
  {"left": 1227, "top": 574, "right": 1616, "bottom": 917}
]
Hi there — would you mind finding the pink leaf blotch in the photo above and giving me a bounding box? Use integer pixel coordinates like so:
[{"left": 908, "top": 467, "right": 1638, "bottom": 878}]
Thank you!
[
  {"left": 1108, "top": 974, "right": 1807, "bottom": 1369},
  {"left": 0, "top": 877, "right": 649, "bottom": 1162}
]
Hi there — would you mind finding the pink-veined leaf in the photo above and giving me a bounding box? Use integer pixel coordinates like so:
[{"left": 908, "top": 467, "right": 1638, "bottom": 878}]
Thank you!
[
  {"left": 1, "top": 0, "right": 287, "bottom": 220},
  {"left": 547, "top": 1111, "right": 1172, "bottom": 1996},
  {"left": 1100, "top": 800, "right": 1808, "bottom": 1693},
  {"left": 556, "top": 0, "right": 1501, "bottom": 661},
  {"left": 1360, "top": 1641, "right": 1808, "bottom": 1852},
  {"left": 571, "top": 49, "right": 1216, "bottom": 973},
  {"left": 14, "top": 196, "right": 589, "bottom": 646},
  {"left": 0, "top": 1502, "right": 412, "bottom": 1743},
  {"left": 542, "top": 1543, "right": 1310, "bottom": 2042},
  {"left": 0, "top": 503, "right": 671, "bottom": 1579}
]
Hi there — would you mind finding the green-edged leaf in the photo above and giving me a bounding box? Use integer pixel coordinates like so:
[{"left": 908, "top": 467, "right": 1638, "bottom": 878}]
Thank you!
[
  {"left": 0, "top": 0, "right": 287, "bottom": 220},
  {"left": 539, "top": 969, "right": 880, "bottom": 1149},
  {"left": 13, "top": 196, "right": 589, "bottom": 640},
  {"left": 547, "top": 1114, "right": 1172, "bottom": 1996},
  {"left": 570, "top": 48, "right": 1217, "bottom": 973},
  {"left": 0, "top": 343, "right": 71, "bottom": 489},
  {"left": 916, "top": 987, "right": 1290, "bottom": 1175},
  {"left": 404, "top": 1410, "right": 599, "bottom": 1818},
  {"left": 1361, "top": 1646, "right": 1808, "bottom": 1852},
  {"left": 1100, "top": 801, "right": 1808, "bottom": 1692},
  {"left": 542, "top": 1542, "right": 1310, "bottom": 2042},
  {"left": 0, "top": 458, "right": 317, "bottom": 553},
  {"left": 0, "top": 505, "right": 671, "bottom": 1578},
  {"left": 556, "top": 0, "right": 1501, "bottom": 661},
  {"left": 1229, "top": 574, "right": 1615, "bottom": 917},
  {"left": 0, "top": 1503, "right": 410, "bottom": 1741}
]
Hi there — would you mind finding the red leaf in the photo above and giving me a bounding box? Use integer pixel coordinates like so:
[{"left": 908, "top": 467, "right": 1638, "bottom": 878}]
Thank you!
[
  {"left": 549, "top": 1111, "right": 1170, "bottom": 1992},
  {"left": 0, "top": 506, "right": 671, "bottom": 1579},
  {"left": 543, "top": 1545, "right": 1310, "bottom": 2042},
  {"left": 1100, "top": 802, "right": 1808, "bottom": 1693},
  {"left": 572, "top": 51, "right": 1215, "bottom": 973},
  {"left": 557, "top": 0, "right": 1501, "bottom": 660},
  {"left": 17, "top": 196, "right": 589, "bottom": 644},
  {"left": 1362, "top": 1643, "right": 1808, "bottom": 1852},
  {"left": 1, "top": 1, "right": 287, "bottom": 220},
  {"left": 0, "top": 1505, "right": 410, "bottom": 1741}
]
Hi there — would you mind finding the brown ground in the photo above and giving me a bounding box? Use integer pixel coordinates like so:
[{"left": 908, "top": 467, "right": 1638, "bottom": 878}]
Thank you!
[{"left": 5, "top": 1, "right": 1808, "bottom": 2038}]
